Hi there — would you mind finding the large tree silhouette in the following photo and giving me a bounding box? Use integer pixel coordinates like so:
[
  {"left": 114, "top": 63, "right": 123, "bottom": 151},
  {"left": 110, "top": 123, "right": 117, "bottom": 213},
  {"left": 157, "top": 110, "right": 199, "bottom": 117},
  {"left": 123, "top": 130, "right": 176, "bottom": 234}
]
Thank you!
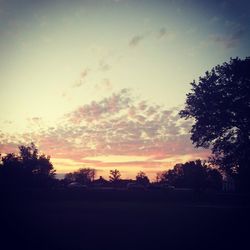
[
  {"left": 0, "top": 143, "right": 55, "bottom": 188},
  {"left": 180, "top": 57, "right": 250, "bottom": 191},
  {"left": 159, "top": 160, "right": 222, "bottom": 191}
]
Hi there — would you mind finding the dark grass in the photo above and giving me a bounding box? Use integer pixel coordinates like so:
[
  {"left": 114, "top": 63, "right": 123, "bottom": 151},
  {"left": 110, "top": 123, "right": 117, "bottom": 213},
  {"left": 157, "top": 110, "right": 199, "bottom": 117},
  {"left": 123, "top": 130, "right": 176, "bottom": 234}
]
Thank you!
[{"left": 1, "top": 189, "right": 250, "bottom": 250}]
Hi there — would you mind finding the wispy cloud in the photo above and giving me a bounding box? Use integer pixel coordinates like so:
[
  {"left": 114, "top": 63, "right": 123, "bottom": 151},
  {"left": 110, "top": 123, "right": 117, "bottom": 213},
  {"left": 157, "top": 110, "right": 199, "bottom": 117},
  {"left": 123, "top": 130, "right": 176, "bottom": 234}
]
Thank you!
[
  {"left": 72, "top": 68, "right": 90, "bottom": 88},
  {"left": 129, "top": 28, "right": 175, "bottom": 47},
  {"left": 95, "top": 78, "right": 113, "bottom": 91},
  {"left": 28, "top": 117, "right": 43, "bottom": 124},
  {"left": 157, "top": 27, "right": 167, "bottom": 39},
  {"left": 3, "top": 120, "right": 13, "bottom": 125},
  {"left": 129, "top": 35, "right": 145, "bottom": 47},
  {"left": 210, "top": 28, "right": 245, "bottom": 48},
  {"left": 98, "top": 60, "right": 110, "bottom": 71}
]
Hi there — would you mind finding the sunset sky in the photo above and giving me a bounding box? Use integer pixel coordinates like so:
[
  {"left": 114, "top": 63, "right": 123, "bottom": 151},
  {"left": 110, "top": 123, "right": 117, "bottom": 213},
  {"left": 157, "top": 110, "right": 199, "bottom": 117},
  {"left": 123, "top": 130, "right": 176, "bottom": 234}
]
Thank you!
[{"left": 0, "top": 0, "right": 249, "bottom": 180}]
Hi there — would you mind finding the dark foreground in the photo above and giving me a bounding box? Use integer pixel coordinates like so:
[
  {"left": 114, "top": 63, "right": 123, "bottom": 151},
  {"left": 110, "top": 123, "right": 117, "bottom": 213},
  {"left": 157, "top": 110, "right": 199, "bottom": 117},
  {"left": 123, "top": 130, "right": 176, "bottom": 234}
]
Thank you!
[{"left": 1, "top": 188, "right": 250, "bottom": 250}]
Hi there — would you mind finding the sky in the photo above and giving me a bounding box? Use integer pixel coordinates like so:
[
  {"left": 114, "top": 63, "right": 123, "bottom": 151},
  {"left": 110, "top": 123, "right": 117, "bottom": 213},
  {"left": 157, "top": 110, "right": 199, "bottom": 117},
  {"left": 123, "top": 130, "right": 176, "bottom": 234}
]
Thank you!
[{"left": 0, "top": 0, "right": 250, "bottom": 180}]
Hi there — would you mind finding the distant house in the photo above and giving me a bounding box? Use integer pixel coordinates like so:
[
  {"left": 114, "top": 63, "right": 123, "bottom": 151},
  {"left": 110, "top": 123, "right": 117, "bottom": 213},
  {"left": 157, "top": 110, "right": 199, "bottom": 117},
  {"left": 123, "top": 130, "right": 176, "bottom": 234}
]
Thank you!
[
  {"left": 92, "top": 176, "right": 109, "bottom": 187},
  {"left": 116, "top": 179, "right": 135, "bottom": 188}
]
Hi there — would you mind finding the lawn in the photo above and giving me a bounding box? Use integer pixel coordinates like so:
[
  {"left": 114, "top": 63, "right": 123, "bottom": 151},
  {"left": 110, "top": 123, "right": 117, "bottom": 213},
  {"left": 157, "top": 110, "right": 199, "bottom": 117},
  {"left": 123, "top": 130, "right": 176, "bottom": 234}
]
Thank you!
[{"left": 1, "top": 189, "right": 249, "bottom": 250}]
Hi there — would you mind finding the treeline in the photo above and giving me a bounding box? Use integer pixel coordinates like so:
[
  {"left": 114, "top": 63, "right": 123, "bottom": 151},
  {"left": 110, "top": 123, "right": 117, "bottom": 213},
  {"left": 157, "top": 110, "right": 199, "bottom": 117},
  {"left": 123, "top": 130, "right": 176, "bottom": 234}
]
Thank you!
[
  {"left": 0, "top": 143, "right": 222, "bottom": 192},
  {"left": 62, "top": 168, "right": 151, "bottom": 188},
  {"left": 62, "top": 160, "right": 222, "bottom": 191},
  {"left": 157, "top": 160, "right": 222, "bottom": 191}
]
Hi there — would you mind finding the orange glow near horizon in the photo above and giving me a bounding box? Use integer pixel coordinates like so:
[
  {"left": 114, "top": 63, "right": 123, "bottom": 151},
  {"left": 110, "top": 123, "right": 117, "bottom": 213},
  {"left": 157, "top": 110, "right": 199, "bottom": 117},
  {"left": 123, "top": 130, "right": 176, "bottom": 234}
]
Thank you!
[{"left": 52, "top": 151, "right": 210, "bottom": 181}]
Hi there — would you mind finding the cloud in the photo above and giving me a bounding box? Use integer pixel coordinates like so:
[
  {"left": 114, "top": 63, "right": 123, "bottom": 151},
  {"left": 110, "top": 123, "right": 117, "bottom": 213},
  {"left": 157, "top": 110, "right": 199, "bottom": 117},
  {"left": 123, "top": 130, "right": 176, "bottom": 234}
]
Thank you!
[
  {"left": 0, "top": 90, "right": 209, "bottom": 173},
  {"left": 129, "top": 28, "right": 175, "bottom": 47},
  {"left": 61, "top": 91, "right": 67, "bottom": 97},
  {"left": 211, "top": 28, "right": 245, "bottom": 48},
  {"left": 66, "top": 88, "right": 131, "bottom": 123},
  {"left": 72, "top": 80, "right": 83, "bottom": 88},
  {"left": 0, "top": 139, "right": 19, "bottom": 154},
  {"left": 129, "top": 35, "right": 144, "bottom": 47},
  {"left": 72, "top": 68, "right": 90, "bottom": 88},
  {"left": 59, "top": 90, "right": 207, "bottom": 161},
  {"left": 95, "top": 78, "right": 113, "bottom": 91},
  {"left": 157, "top": 27, "right": 167, "bottom": 39},
  {"left": 98, "top": 60, "right": 110, "bottom": 71},
  {"left": 28, "top": 117, "right": 43, "bottom": 124},
  {"left": 3, "top": 120, "right": 13, "bottom": 125},
  {"left": 81, "top": 160, "right": 167, "bottom": 169}
]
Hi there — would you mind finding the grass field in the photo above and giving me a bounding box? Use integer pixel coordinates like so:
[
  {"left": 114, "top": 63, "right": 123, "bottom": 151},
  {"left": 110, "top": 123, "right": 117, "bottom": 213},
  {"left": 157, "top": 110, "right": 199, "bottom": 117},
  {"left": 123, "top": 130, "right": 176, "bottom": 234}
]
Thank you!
[{"left": 1, "top": 189, "right": 250, "bottom": 250}]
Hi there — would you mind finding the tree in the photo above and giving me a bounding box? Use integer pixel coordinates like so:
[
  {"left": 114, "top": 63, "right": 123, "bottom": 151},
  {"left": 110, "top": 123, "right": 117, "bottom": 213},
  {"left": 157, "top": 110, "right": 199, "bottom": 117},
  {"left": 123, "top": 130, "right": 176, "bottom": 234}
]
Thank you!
[
  {"left": 159, "top": 163, "right": 184, "bottom": 187},
  {"left": 156, "top": 172, "right": 163, "bottom": 183},
  {"left": 136, "top": 171, "right": 150, "bottom": 186},
  {"left": 64, "top": 168, "right": 96, "bottom": 185},
  {"left": 64, "top": 172, "right": 74, "bottom": 183},
  {"left": 159, "top": 160, "right": 222, "bottom": 191},
  {"left": 109, "top": 169, "right": 121, "bottom": 183},
  {"left": 206, "top": 168, "right": 223, "bottom": 191},
  {"left": 182, "top": 161, "right": 208, "bottom": 190},
  {"left": 0, "top": 143, "right": 55, "bottom": 188},
  {"left": 180, "top": 57, "right": 250, "bottom": 191}
]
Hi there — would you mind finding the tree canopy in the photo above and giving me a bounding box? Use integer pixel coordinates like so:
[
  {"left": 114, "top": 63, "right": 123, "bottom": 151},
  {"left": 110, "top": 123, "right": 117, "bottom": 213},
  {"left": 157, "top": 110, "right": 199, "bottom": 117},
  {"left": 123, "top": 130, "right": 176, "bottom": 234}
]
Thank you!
[
  {"left": 136, "top": 171, "right": 150, "bottom": 186},
  {"left": 0, "top": 143, "right": 55, "bottom": 188},
  {"left": 109, "top": 169, "right": 121, "bottom": 183},
  {"left": 180, "top": 57, "right": 250, "bottom": 191},
  {"left": 64, "top": 168, "right": 96, "bottom": 185},
  {"left": 159, "top": 160, "right": 222, "bottom": 191}
]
